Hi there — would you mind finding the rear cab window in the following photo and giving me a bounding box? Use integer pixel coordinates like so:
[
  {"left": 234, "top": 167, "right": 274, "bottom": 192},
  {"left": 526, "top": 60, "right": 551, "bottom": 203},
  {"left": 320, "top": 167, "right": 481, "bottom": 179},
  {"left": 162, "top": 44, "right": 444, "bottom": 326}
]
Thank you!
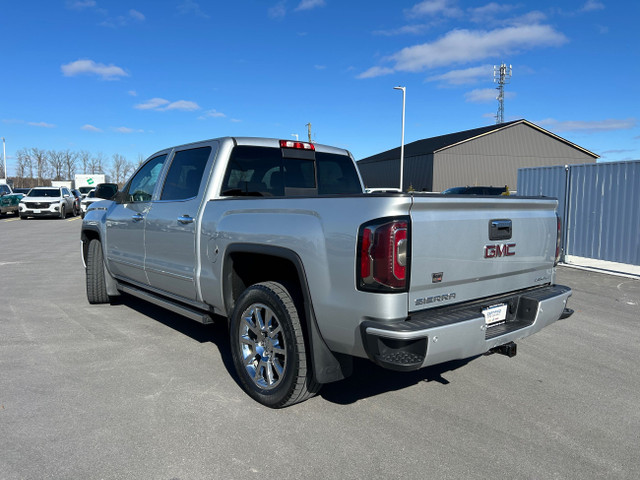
[{"left": 221, "top": 145, "right": 361, "bottom": 197}]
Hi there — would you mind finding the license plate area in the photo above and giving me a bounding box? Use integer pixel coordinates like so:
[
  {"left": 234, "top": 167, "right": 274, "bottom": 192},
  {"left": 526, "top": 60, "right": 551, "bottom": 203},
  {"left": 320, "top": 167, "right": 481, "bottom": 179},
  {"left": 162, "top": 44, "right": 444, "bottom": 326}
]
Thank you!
[{"left": 482, "top": 303, "right": 508, "bottom": 326}]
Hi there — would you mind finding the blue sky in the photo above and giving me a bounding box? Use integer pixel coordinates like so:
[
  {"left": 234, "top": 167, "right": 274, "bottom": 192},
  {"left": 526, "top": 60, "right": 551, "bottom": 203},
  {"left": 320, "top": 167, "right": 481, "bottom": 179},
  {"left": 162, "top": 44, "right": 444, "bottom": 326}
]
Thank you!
[{"left": 2, "top": 0, "right": 638, "bottom": 176}]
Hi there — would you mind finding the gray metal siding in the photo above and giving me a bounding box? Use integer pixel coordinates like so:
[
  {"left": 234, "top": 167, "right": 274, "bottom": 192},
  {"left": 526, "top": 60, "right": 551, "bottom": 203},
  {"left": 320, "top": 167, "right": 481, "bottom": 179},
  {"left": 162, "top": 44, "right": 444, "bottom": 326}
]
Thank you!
[
  {"left": 358, "top": 154, "right": 434, "bottom": 191},
  {"left": 518, "top": 161, "right": 640, "bottom": 267},
  {"left": 433, "top": 123, "right": 594, "bottom": 191},
  {"left": 566, "top": 161, "right": 640, "bottom": 265},
  {"left": 517, "top": 165, "right": 568, "bottom": 260}
]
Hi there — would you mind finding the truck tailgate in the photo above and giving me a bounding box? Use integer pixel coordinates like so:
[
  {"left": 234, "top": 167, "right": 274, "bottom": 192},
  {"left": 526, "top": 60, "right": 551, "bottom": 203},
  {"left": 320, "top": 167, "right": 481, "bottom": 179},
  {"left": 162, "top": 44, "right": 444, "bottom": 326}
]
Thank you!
[{"left": 408, "top": 195, "right": 558, "bottom": 313}]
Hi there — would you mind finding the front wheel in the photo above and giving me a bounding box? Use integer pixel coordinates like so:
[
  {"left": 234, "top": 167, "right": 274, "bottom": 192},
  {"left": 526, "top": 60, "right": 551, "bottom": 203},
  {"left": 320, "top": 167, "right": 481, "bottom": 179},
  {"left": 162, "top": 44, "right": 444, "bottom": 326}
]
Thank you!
[
  {"left": 86, "top": 239, "right": 110, "bottom": 304},
  {"left": 59, "top": 205, "right": 66, "bottom": 219},
  {"left": 229, "top": 281, "right": 320, "bottom": 408}
]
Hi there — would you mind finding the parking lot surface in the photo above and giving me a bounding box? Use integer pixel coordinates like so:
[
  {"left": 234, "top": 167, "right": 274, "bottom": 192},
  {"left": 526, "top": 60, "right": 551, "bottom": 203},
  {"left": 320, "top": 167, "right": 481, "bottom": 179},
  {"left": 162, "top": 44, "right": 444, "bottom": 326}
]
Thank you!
[{"left": 1, "top": 216, "right": 639, "bottom": 479}]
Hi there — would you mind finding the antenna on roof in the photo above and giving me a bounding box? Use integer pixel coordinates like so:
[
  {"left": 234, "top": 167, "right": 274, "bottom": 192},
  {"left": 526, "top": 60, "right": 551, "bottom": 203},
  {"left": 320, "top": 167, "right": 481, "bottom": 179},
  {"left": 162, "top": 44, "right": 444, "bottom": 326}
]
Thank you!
[{"left": 493, "top": 63, "right": 512, "bottom": 124}]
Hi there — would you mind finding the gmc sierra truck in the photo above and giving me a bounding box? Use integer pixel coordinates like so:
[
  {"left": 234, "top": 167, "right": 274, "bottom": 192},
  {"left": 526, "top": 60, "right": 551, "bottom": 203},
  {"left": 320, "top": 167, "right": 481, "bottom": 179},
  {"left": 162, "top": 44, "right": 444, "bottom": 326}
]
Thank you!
[{"left": 81, "top": 137, "right": 573, "bottom": 408}]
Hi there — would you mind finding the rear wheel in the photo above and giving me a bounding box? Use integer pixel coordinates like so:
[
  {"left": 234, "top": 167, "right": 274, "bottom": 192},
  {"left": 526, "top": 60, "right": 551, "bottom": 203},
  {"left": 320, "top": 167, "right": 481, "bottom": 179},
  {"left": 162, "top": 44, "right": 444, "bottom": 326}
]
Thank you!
[
  {"left": 229, "top": 281, "right": 320, "bottom": 408},
  {"left": 86, "top": 239, "right": 110, "bottom": 304}
]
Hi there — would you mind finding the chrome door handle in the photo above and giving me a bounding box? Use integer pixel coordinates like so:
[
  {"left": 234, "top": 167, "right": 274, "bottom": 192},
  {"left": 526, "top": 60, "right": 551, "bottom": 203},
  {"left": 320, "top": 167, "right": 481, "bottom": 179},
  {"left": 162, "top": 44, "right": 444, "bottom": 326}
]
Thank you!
[
  {"left": 132, "top": 213, "right": 144, "bottom": 222},
  {"left": 177, "top": 215, "right": 194, "bottom": 224}
]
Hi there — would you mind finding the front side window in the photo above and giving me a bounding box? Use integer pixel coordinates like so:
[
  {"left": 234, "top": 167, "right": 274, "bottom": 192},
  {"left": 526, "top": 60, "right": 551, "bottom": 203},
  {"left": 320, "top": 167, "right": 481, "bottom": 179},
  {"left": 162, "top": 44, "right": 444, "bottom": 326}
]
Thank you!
[
  {"left": 160, "top": 147, "right": 211, "bottom": 201},
  {"left": 125, "top": 154, "right": 167, "bottom": 202}
]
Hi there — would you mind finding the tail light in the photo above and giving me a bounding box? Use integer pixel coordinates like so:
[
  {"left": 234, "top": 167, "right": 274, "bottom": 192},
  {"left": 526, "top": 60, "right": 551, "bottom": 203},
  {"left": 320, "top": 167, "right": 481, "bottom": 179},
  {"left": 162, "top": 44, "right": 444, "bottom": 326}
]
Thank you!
[
  {"left": 555, "top": 214, "right": 562, "bottom": 266},
  {"left": 358, "top": 217, "right": 410, "bottom": 292}
]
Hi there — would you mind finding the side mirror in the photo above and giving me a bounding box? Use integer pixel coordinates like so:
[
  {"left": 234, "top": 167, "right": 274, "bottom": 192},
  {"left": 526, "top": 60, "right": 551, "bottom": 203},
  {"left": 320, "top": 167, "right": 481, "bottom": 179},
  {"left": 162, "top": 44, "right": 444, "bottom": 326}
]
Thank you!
[{"left": 94, "top": 183, "right": 119, "bottom": 200}]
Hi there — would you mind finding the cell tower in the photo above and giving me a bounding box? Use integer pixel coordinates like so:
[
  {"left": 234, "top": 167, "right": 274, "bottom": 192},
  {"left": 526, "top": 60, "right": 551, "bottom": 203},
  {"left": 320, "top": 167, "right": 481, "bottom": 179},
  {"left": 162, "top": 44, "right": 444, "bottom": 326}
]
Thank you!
[{"left": 493, "top": 63, "right": 512, "bottom": 124}]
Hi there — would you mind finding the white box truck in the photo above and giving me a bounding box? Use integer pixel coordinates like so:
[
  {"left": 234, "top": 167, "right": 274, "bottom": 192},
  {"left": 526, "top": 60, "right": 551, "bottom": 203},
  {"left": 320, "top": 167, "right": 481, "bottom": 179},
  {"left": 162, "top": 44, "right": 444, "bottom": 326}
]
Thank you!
[{"left": 75, "top": 174, "right": 110, "bottom": 198}]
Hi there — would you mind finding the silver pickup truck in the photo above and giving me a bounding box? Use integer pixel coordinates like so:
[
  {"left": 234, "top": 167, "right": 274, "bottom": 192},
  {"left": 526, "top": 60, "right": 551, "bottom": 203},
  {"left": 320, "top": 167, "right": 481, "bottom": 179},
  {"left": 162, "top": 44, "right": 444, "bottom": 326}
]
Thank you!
[{"left": 81, "top": 137, "right": 573, "bottom": 408}]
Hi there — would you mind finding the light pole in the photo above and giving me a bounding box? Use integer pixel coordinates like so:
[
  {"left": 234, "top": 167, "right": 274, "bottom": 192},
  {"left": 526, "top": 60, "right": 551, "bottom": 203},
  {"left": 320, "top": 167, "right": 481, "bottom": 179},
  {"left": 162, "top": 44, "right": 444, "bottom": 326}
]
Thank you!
[
  {"left": 2, "top": 137, "right": 6, "bottom": 183},
  {"left": 393, "top": 86, "right": 406, "bottom": 191}
]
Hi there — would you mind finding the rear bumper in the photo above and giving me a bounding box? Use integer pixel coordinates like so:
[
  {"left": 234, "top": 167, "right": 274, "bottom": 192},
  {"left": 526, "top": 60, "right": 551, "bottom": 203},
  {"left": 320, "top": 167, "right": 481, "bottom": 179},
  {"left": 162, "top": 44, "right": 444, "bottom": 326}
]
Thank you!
[{"left": 360, "top": 284, "right": 572, "bottom": 371}]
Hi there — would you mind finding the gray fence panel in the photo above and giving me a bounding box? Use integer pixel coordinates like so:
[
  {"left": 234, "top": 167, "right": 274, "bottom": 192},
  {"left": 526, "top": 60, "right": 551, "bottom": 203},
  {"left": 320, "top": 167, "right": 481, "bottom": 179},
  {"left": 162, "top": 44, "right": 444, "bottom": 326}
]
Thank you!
[
  {"left": 566, "top": 161, "right": 640, "bottom": 265},
  {"left": 517, "top": 165, "right": 568, "bottom": 258},
  {"left": 517, "top": 165, "right": 567, "bottom": 217}
]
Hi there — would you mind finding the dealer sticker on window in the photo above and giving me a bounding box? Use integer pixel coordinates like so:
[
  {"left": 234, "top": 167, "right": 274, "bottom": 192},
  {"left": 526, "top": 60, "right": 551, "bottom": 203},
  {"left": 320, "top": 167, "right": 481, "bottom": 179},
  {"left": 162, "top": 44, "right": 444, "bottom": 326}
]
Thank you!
[{"left": 482, "top": 303, "right": 508, "bottom": 325}]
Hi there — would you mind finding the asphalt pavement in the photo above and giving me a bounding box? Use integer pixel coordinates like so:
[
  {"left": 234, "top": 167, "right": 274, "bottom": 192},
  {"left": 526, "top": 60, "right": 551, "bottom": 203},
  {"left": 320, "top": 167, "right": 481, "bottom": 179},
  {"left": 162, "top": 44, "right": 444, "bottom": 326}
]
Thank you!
[{"left": 1, "top": 215, "right": 639, "bottom": 480}]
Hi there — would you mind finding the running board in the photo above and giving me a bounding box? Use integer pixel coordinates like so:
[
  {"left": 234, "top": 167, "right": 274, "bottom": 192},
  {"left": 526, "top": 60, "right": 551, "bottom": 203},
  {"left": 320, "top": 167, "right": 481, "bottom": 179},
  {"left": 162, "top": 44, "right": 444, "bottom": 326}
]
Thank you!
[{"left": 118, "top": 284, "right": 214, "bottom": 324}]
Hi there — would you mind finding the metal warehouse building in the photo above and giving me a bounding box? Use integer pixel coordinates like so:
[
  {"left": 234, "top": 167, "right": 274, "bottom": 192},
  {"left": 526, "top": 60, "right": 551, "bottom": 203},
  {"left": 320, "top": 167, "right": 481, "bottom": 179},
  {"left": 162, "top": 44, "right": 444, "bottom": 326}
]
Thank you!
[{"left": 357, "top": 119, "right": 598, "bottom": 192}]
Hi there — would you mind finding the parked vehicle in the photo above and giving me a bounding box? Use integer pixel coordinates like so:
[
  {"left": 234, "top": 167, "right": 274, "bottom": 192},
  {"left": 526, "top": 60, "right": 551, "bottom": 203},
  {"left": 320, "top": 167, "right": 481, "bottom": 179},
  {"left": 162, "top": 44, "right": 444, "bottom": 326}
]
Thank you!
[
  {"left": 0, "top": 184, "right": 23, "bottom": 216},
  {"left": 441, "top": 185, "right": 509, "bottom": 195},
  {"left": 19, "top": 186, "right": 77, "bottom": 219},
  {"left": 75, "top": 174, "right": 110, "bottom": 198},
  {"left": 70, "top": 189, "right": 82, "bottom": 214},
  {"left": 12, "top": 188, "right": 32, "bottom": 195},
  {"left": 80, "top": 189, "right": 97, "bottom": 218},
  {"left": 81, "top": 137, "right": 572, "bottom": 408}
]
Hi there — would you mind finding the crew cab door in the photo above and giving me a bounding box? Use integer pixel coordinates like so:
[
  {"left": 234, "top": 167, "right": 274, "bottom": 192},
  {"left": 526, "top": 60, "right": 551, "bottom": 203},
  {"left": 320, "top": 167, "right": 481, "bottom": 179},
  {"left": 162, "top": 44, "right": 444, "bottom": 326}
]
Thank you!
[
  {"left": 104, "top": 153, "right": 168, "bottom": 285},
  {"left": 144, "top": 143, "right": 217, "bottom": 300}
]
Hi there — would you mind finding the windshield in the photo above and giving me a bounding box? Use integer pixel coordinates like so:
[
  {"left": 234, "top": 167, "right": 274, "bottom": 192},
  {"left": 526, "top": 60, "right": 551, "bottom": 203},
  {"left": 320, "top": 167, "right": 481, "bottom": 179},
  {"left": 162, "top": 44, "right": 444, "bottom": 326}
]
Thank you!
[
  {"left": 79, "top": 186, "right": 94, "bottom": 194},
  {"left": 27, "top": 189, "right": 61, "bottom": 197}
]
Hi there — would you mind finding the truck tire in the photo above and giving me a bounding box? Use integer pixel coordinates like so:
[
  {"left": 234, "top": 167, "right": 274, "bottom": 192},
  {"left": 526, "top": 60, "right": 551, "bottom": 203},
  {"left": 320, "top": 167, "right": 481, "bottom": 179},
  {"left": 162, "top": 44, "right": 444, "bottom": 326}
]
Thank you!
[
  {"left": 86, "top": 239, "right": 110, "bottom": 304},
  {"left": 229, "top": 281, "right": 320, "bottom": 408}
]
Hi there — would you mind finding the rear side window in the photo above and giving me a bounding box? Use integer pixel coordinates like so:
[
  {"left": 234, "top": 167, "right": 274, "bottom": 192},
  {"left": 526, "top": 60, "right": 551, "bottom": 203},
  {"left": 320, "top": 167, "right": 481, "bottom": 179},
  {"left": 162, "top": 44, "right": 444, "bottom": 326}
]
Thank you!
[
  {"left": 221, "top": 146, "right": 361, "bottom": 197},
  {"left": 161, "top": 147, "right": 212, "bottom": 201}
]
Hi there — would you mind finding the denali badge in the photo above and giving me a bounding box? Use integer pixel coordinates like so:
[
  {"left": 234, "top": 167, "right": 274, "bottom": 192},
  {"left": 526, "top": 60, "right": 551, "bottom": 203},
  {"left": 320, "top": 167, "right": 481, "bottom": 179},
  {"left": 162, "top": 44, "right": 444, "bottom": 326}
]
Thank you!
[
  {"left": 484, "top": 243, "right": 516, "bottom": 258},
  {"left": 415, "top": 293, "right": 456, "bottom": 306}
]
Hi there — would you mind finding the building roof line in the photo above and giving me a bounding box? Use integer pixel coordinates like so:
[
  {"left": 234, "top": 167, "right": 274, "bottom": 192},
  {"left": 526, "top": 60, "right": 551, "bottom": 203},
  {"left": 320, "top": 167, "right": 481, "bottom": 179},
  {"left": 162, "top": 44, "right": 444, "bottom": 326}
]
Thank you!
[{"left": 433, "top": 119, "right": 599, "bottom": 158}]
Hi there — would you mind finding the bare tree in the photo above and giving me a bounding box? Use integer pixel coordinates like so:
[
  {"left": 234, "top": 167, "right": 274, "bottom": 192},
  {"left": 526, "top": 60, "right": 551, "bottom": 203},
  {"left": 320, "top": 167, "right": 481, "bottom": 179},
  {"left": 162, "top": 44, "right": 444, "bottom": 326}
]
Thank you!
[
  {"left": 137, "top": 153, "right": 146, "bottom": 168},
  {"left": 16, "top": 148, "right": 34, "bottom": 180},
  {"left": 78, "top": 150, "right": 91, "bottom": 174},
  {"left": 48, "top": 150, "right": 65, "bottom": 180},
  {"left": 89, "top": 152, "right": 106, "bottom": 174},
  {"left": 15, "top": 152, "right": 27, "bottom": 185},
  {"left": 63, "top": 150, "right": 77, "bottom": 180},
  {"left": 109, "top": 153, "right": 128, "bottom": 185},
  {"left": 122, "top": 161, "right": 135, "bottom": 185},
  {"left": 31, "top": 148, "right": 48, "bottom": 185}
]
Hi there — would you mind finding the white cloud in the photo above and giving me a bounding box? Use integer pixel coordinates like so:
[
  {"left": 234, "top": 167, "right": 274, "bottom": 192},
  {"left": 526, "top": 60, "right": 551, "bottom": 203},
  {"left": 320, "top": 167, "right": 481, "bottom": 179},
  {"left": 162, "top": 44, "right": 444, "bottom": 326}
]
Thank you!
[
  {"left": 135, "top": 98, "right": 201, "bottom": 111},
  {"left": 405, "top": 0, "right": 462, "bottom": 19},
  {"left": 178, "top": 0, "right": 209, "bottom": 18},
  {"left": 164, "top": 100, "right": 200, "bottom": 111},
  {"left": 129, "top": 9, "right": 145, "bottom": 21},
  {"left": 61, "top": 59, "right": 128, "bottom": 80},
  {"left": 467, "top": 2, "right": 516, "bottom": 23},
  {"left": 360, "top": 24, "right": 567, "bottom": 78},
  {"left": 295, "top": 0, "right": 326, "bottom": 11},
  {"left": 198, "top": 109, "right": 226, "bottom": 120},
  {"left": 465, "top": 88, "right": 498, "bottom": 103},
  {"left": 28, "top": 121, "right": 56, "bottom": 128},
  {"left": 135, "top": 98, "right": 170, "bottom": 110},
  {"left": 81, "top": 124, "right": 102, "bottom": 132},
  {"left": 427, "top": 64, "right": 493, "bottom": 85},
  {"left": 373, "top": 24, "right": 429, "bottom": 36},
  {"left": 66, "top": 0, "right": 96, "bottom": 10},
  {"left": 537, "top": 118, "right": 637, "bottom": 133},
  {"left": 314, "top": 65, "right": 327, "bottom": 70},
  {"left": 357, "top": 66, "right": 395, "bottom": 79},
  {"left": 269, "top": 1, "right": 286, "bottom": 18},
  {"left": 580, "top": 1, "right": 605, "bottom": 12},
  {"left": 112, "top": 126, "right": 143, "bottom": 134},
  {"left": 128, "top": 90, "right": 138, "bottom": 97}
]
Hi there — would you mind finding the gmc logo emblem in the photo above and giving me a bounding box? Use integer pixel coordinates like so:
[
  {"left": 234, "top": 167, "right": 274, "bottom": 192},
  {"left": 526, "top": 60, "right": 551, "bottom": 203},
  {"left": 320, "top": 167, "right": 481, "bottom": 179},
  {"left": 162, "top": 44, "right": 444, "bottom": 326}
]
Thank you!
[{"left": 485, "top": 243, "right": 516, "bottom": 258}]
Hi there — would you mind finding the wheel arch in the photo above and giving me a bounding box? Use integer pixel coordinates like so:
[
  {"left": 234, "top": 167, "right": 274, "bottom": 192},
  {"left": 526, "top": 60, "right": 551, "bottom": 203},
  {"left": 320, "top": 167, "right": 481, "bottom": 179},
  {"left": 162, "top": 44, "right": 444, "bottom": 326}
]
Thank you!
[{"left": 222, "top": 244, "right": 352, "bottom": 384}]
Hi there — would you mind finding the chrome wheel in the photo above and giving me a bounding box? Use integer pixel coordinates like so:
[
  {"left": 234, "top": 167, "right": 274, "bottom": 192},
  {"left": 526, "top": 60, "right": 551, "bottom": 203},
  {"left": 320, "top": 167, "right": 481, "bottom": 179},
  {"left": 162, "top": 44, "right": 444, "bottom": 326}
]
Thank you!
[{"left": 238, "top": 302, "right": 287, "bottom": 390}]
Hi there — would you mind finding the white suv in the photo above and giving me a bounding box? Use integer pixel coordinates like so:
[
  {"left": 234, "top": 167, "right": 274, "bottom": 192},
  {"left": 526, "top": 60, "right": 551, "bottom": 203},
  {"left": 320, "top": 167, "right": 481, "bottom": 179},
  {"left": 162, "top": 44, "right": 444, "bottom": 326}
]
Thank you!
[{"left": 19, "top": 186, "right": 78, "bottom": 219}]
